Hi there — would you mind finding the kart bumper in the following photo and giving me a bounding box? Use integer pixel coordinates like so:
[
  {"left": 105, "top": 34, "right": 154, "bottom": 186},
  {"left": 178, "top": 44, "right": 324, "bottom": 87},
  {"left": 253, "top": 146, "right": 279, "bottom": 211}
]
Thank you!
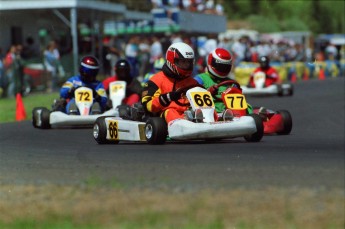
[
  {"left": 242, "top": 84, "right": 292, "bottom": 96},
  {"left": 168, "top": 116, "right": 257, "bottom": 140},
  {"left": 50, "top": 109, "right": 118, "bottom": 127}
]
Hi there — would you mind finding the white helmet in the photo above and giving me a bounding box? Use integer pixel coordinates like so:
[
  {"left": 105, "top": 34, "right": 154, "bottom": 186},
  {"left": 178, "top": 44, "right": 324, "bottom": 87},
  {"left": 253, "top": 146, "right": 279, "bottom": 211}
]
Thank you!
[
  {"left": 166, "top": 42, "right": 194, "bottom": 79},
  {"left": 207, "top": 48, "right": 232, "bottom": 78}
]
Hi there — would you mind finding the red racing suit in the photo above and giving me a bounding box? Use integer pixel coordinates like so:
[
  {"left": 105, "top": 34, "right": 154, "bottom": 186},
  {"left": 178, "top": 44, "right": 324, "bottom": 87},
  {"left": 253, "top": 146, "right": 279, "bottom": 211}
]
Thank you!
[
  {"left": 248, "top": 67, "right": 280, "bottom": 87},
  {"left": 141, "top": 70, "right": 198, "bottom": 124}
]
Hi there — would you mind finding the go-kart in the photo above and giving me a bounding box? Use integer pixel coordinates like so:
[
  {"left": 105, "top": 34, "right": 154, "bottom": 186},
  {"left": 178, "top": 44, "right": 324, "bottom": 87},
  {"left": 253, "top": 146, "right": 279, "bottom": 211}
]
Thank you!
[
  {"left": 32, "top": 81, "right": 126, "bottom": 129},
  {"left": 92, "top": 84, "right": 264, "bottom": 144},
  {"left": 241, "top": 71, "right": 293, "bottom": 96},
  {"left": 252, "top": 107, "right": 292, "bottom": 135},
  {"left": 210, "top": 80, "right": 292, "bottom": 135}
]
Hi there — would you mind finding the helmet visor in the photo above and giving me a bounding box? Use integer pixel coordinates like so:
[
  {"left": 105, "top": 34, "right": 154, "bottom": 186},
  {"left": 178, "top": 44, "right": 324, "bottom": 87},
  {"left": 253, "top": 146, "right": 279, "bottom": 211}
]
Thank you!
[
  {"left": 211, "top": 58, "right": 232, "bottom": 74},
  {"left": 175, "top": 58, "right": 194, "bottom": 71}
]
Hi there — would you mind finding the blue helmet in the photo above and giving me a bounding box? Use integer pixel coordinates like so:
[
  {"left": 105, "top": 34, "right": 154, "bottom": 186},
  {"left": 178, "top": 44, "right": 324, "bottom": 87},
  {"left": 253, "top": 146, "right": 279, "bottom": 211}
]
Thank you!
[{"left": 79, "top": 56, "right": 99, "bottom": 83}]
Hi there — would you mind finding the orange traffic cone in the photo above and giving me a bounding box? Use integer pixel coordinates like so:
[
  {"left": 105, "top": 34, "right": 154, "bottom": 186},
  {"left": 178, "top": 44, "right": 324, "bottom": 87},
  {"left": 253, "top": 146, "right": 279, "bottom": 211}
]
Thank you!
[
  {"left": 15, "top": 93, "right": 27, "bottom": 121},
  {"left": 302, "top": 69, "right": 309, "bottom": 81},
  {"left": 319, "top": 68, "right": 326, "bottom": 80},
  {"left": 290, "top": 72, "right": 297, "bottom": 83}
]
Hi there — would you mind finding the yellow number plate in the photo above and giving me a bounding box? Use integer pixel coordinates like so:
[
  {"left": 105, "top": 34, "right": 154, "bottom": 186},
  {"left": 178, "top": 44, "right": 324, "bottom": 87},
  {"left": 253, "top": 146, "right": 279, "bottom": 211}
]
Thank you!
[
  {"left": 224, "top": 94, "right": 248, "bottom": 110},
  {"left": 75, "top": 89, "right": 93, "bottom": 102},
  {"left": 111, "top": 84, "right": 125, "bottom": 94},
  {"left": 190, "top": 91, "right": 214, "bottom": 108},
  {"left": 108, "top": 120, "right": 119, "bottom": 140}
]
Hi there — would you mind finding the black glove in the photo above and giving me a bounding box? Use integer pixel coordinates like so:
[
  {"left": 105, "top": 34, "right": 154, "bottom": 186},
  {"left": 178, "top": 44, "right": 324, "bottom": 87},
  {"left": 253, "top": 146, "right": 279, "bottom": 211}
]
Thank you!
[
  {"left": 68, "top": 87, "right": 78, "bottom": 98},
  {"left": 92, "top": 88, "right": 101, "bottom": 102},
  {"left": 159, "top": 91, "right": 182, "bottom": 107},
  {"left": 208, "top": 85, "right": 218, "bottom": 96}
]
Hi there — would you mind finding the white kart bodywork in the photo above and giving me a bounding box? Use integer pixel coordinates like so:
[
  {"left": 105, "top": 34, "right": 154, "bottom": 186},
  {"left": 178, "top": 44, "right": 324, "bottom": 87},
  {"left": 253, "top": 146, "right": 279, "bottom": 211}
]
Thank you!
[
  {"left": 33, "top": 82, "right": 126, "bottom": 128},
  {"left": 242, "top": 72, "right": 293, "bottom": 96},
  {"left": 93, "top": 86, "right": 262, "bottom": 144}
]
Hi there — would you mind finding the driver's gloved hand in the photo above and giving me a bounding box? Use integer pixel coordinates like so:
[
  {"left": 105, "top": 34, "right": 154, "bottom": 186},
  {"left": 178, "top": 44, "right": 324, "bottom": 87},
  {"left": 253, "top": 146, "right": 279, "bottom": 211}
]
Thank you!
[
  {"left": 68, "top": 87, "right": 77, "bottom": 98},
  {"left": 159, "top": 91, "right": 182, "bottom": 107},
  {"left": 208, "top": 85, "right": 218, "bottom": 96},
  {"left": 92, "top": 88, "right": 101, "bottom": 102}
]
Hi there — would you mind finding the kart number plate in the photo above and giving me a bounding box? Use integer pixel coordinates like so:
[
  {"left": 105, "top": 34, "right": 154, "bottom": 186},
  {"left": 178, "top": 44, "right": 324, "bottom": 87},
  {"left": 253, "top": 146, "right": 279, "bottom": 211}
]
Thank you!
[
  {"left": 224, "top": 94, "right": 248, "bottom": 110},
  {"left": 108, "top": 120, "right": 119, "bottom": 140},
  {"left": 75, "top": 89, "right": 93, "bottom": 102},
  {"left": 190, "top": 91, "right": 214, "bottom": 108},
  {"left": 111, "top": 84, "right": 125, "bottom": 94}
]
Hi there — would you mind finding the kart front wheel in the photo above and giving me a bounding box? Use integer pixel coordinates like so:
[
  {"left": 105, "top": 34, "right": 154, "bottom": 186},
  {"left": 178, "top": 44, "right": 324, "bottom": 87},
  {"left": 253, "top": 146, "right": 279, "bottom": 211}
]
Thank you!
[
  {"left": 93, "top": 117, "right": 119, "bottom": 144},
  {"left": 277, "top": 110, "right": 292, "bottom": 135},
  {"left": 244, "top": 114, "right": 264, "bottom": 142},
  {"left": 145, "top": 117, "right": 168, "bottom": 145},
  {"left": 32, "top": 107, "right": 51, "bottom": 129}
]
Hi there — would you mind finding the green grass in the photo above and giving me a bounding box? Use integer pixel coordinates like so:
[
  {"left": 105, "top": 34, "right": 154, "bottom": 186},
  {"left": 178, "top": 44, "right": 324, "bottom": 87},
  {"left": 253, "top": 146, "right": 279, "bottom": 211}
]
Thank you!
[{"left": 0, "top": 92, "right": 59, "bottom": 123}]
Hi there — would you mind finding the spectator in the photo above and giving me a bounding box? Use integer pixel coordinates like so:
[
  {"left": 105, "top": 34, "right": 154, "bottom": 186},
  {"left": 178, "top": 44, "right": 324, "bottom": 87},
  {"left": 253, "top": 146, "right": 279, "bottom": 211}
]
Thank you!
[
  {"left": 43, "top": 40, "right": 61, "bottom": 92},
  {"left": 125, "top": 35, "right": 140, "bottom": 78}
]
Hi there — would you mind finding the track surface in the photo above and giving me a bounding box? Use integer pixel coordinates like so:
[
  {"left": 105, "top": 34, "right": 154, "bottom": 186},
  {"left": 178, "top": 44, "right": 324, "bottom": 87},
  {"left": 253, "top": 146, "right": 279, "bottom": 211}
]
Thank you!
[{"left": 0, "top": 78, "right": 344, "bottom": 190}]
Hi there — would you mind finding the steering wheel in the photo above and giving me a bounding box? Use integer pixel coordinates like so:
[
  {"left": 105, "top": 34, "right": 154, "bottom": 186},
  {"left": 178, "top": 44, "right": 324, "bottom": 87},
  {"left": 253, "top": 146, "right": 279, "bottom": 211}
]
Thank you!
[
  {"left": 173, "top": 83, "right": 205, "bottom": 107},
  {"left": 209, "top": 80, "right": 241, "bottom": 93}
]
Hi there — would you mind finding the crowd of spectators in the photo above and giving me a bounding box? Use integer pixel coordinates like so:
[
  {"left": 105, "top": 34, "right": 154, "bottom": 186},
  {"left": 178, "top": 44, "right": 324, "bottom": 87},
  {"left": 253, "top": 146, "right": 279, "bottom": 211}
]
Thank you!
[
  {"left": 151, "top": 0, "right": 224, "bottom": 15},
  {"left": 1, "top": 31, "right": 343, "bottom": 98}
]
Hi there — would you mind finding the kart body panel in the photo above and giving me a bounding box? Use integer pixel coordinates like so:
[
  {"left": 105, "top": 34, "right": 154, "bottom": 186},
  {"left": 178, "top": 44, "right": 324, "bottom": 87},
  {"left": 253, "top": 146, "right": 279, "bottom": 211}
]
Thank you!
[
  {"left": 252, "top": 108, "right": 292, "bottom": 135},
  {"left": 241, "top": 84, "right": 292, "bottom": 96},
  {"left": 48, "top": 109, "right": 118, "bottom": 127},
  {"left": 93, "top": 86, "right": 263, "bottom": 144},
  {"left": 168, "top": 116, "right": 257, "bottom": 140}
]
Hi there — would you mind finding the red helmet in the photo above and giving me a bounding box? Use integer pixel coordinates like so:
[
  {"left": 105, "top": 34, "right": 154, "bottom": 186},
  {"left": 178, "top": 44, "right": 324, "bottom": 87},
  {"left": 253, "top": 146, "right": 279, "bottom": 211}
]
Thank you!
[
  {"left": 79, "top": 56, "right": 99, "bottom": 83},
  {"left": 207, "top": 48, "right": 232, "bottom": 78},
  {"left": 166, "top": 42, "right": 194, "bottom": 79}
]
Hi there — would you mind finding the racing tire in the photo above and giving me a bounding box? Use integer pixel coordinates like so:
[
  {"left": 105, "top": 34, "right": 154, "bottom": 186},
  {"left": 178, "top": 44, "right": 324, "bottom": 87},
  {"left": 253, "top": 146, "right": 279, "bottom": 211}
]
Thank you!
[
  {"left": 32, "top": 107, "right": 44, "bottom": 128},
  {"left": 244, "top": 114, "right": 264, "bottom": 142},
  {"left": 277, "top": 84, "right": 283, "bottom": 97},
  {"left": 40, "top": 108, "right": 51, "bottom": 129},
  {"left": 276, "top": 110, "right": 292, "bottom": 135},
  {"left": 288, "top": 84, "right": 294, "bottom": 96},
  {"left": 93, "top": 116, "right": 119, "bottom": 144},
  {"left": 145, "top": 117, "right": 168, "bottom": 145},
  {"left": 32, "top": 107, "right": 51, "bottom": 129}
]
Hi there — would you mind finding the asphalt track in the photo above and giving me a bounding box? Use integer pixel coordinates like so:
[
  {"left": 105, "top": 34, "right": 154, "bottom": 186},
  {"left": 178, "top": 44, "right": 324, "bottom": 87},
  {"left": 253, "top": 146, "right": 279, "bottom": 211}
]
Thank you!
[{"left": 0, "top": 77, "right": 344, "bottom": 190}]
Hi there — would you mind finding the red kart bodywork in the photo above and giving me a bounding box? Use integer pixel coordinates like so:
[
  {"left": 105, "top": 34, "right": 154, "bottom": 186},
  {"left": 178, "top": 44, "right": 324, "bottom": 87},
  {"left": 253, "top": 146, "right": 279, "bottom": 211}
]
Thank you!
[
  {"left": 215, "top": 80, "right": 292, "bottom": 135},
  {"left": 253, "top": 108, "right": 292, "bottom": 135}
]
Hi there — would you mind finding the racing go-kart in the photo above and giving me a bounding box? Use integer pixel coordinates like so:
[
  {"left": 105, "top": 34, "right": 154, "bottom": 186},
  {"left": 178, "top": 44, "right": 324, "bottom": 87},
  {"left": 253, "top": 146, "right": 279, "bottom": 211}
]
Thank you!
[
  {"left": 92, "top": 84, "right": 264, "bottom": 144},
  {"left": 32, "top": 81, "right": 126, "bottom": 129},
  {"left": 210, "top": 79, "right": 292, "bottom": 135},
  {"left": 241, "top": 71, "right": 293, "bottom": 96}
]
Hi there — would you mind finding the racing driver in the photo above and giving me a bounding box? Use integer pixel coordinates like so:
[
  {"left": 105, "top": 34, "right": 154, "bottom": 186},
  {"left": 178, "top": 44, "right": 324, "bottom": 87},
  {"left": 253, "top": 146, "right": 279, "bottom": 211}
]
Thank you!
[
  {"left": 60, "top": 55, "right": 107, "bottom": 114},
  {"left": 248, "top": 55, "right": 280, "bottom": 87},
  {"left": 194, "top": 47, "right": 253, "bottom": 114},
  {"left": 141, "top": 42, "right": 199, "bottom": 124}
]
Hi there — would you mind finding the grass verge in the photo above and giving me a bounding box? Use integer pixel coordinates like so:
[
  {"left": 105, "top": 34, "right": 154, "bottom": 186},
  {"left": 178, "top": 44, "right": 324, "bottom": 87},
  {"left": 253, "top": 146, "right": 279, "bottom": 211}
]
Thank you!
[
  {"left": 0, "top": 92, "right": 59, "bottom": 123},
  {"left": 0, "top": 185, "right": 343, "bottom": 229}
]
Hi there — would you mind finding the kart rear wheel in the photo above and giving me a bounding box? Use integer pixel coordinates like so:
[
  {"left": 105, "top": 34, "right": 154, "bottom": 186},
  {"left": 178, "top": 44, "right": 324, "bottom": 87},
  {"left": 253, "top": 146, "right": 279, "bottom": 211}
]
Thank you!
[
  {"left": 32, "top": 107, "right": 51, "bottom": 129},
  {"left": 93, "top": 116, "right": 119, "bottom": 144},
  {"left": 277, "top": 84, "right": 283, "bottom": 96},
  {"left": 277, "top": 110, "right": 292, "bottom": 135},
  {"left": 32, "top": 107, "right": 44, "bottom": 128},
  {"left": 244, "top": 114, "right": 264, "bottom": 142},
  {"left": 288, "top": 84, "right": 294, "bottom": 96},
  {"left": 40, "top": 108, "right": 51, "bottom": 129},
  {"left": 145, "top": 117, "right": 168, "bottom": 145}
]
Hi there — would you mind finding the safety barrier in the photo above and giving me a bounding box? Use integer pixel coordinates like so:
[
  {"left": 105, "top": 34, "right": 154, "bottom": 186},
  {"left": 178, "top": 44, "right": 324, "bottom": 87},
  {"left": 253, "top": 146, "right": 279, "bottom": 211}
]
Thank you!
[{"left": 234, "top": 59, "right": 345, "bottom": 85}]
